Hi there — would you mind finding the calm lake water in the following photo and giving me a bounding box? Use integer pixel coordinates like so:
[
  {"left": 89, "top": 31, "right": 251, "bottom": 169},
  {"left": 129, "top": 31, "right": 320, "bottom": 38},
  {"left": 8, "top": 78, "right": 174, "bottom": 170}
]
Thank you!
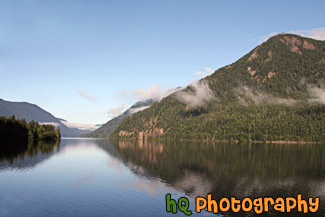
[{"left": 0, "top": 138, "right": 325, "bottom": 217}]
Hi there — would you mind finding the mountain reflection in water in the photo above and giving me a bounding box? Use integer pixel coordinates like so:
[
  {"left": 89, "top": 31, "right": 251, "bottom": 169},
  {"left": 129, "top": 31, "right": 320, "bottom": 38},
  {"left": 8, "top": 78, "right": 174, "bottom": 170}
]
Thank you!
[
  {"left": 0, "top": 138, "right": 324, "bottom": 217},
  {"left": 109, "top": 139, "right": 325, "bottom": 216}
]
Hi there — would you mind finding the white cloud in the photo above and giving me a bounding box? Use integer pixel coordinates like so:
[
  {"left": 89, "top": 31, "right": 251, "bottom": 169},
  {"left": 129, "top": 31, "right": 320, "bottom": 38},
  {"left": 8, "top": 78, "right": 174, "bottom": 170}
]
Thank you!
[
  {"left": 289, "top": 28, "right": 325, "bottom": 41},
  {"left": 60, "top": 121, "right": 100, "bottom": 131},
  {"left": 128, "top": 105, "right": 150, "bottom": 114},
  {"left": 193, "top": 67, "right": 214, "bottom": 80},
  {"left": 234, "top": 86, "right": 298, "bottom": 106},
  {"left": 120, "top": 84, "right": 179, "bottom": 101},
  {"left": 39, "top": 122, "right": 60, "bottom": 127},
  {"left": 308, "top": 85, "right": 325, "bottom": 105},
  {"left": 118, "top": 67, "right": 214, "bottom": 103},
  {"left": 131, "top": 84, "right": 165, "bottom": 100},
  {"left": 234, "top": 83, "right": 325, "bottom": 107},
  {"left": 176, "top": 80, "right": 216, "bottom": 110},
  {"left": 257, "top": 32, "right": 279, "bottom": 43},
  {"left": 77, "top": 90, "right": 97, "bottom": 101},
  {"left": 258, "top": 27, "right": 325, "bottom": 43},
  {"left": 108, "top": 104, "right": 125, "bottom": 118}
]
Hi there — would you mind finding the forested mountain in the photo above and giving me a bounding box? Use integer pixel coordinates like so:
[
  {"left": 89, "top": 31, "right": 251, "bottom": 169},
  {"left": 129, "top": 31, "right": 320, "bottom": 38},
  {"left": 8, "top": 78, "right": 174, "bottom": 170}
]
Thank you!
[
  {"left": 0, "top": 99, "right": 82, "bottom": 137},
  {"left": 112, "top": 34, "right": 325, "bottom": 142},
  {"left": 84, "top": 98, "right": 157, "bottom": 138}
]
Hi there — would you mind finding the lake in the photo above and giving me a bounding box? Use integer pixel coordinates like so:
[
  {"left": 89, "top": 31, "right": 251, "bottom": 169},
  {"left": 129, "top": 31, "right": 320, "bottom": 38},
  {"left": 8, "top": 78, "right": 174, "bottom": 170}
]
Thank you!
[{"left": 0, "top": 138, "right": 325, "bottom": 216}]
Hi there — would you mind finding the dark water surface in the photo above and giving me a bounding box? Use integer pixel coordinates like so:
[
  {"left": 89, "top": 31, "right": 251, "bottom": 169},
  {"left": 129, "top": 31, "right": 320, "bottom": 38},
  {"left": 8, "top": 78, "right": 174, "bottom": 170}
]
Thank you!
[{"left": 0, "top": 138, "right": 324, "bottom": 217}]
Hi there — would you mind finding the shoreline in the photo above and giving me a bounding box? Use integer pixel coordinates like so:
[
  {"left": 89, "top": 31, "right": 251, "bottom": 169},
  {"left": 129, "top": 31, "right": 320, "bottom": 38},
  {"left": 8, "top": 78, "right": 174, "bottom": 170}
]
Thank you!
[{"left": 110, "top": 137, "right": 323, "bottom": 144}]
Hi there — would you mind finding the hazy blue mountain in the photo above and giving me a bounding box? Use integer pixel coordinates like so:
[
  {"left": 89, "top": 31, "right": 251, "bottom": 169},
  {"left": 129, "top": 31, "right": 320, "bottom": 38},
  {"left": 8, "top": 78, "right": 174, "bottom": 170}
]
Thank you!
[{"left": 0, "top": 98, "right": 83, "bottom": 137}]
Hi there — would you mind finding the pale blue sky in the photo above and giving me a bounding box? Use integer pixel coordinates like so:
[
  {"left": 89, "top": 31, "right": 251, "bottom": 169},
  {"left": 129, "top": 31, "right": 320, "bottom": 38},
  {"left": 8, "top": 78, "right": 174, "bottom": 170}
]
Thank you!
[{"left": 1, "top": 0, "right": 325, "bottom": 126}]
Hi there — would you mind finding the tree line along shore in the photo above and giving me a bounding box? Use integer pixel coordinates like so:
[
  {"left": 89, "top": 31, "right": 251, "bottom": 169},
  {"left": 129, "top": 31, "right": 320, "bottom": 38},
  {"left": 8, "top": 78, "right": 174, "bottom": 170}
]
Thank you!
[{"left": 0, "top": 115, "right": 61, "bottom": 144}]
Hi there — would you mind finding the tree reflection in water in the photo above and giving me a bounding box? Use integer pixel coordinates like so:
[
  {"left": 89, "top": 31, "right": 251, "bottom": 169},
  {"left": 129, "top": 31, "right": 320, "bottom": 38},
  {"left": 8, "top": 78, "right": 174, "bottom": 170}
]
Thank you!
[{"left": 105, "top": 139, "right": 325, "bottom": 216}]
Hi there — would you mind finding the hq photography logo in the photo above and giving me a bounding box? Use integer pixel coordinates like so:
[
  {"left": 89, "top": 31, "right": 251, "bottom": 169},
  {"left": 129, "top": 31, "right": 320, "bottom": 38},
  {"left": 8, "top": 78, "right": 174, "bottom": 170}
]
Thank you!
[{"left": 165, "top": 194, "right": 319, "bottom": 215}]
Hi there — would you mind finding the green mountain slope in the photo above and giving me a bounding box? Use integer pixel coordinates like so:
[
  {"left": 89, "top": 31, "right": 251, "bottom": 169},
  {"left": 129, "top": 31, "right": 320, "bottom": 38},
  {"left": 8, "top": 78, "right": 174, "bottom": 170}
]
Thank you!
[{"left": 111, "top": 34, "right": 325, "bottom": 142}]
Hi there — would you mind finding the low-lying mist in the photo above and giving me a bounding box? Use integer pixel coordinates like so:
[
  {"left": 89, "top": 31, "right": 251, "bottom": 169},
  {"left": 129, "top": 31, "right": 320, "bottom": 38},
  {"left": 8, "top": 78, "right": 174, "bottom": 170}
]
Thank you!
[{"left": 175, "top": 80, "right": 217, "bottom": 110}]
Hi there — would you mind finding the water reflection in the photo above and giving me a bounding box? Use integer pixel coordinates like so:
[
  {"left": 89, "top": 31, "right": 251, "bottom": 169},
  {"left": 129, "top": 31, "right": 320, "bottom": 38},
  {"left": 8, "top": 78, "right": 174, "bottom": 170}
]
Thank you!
[
  {"left": 110, "top": 139, "right": 325, "bottom": 216},
  {"left": 0, "top": 138, "right": 324, "bottom": 216},
  {"left": 0, "top": 140, "right": 60, "bottom": 170}
]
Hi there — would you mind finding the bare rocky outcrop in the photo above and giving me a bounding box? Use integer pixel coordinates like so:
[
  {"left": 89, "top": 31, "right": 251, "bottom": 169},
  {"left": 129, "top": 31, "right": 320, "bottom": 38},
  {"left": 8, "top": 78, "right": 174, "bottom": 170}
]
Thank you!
[
  {"left": 248, "top": 50, "right": 259, "bottom": 61},
  {"left": 262, "top": 71, "right": 277, "bottom": 83},
  {"left": 118, "top": 117, "right": 165, "bottom": 140},
  {"left": 247, "top": 66, "right": 256, "bottom": 76},
  {"left": 268, "top": 71, "right": 276, "bottom": 78},
  {"left": 118, "top": 130, "right": 134, "bottom": 137},
  {"left": 303, "top": 40, "right": 316, "bottom": 50},
  {"left": 283, "top": 36, "right": 302, "bottom": 54}
]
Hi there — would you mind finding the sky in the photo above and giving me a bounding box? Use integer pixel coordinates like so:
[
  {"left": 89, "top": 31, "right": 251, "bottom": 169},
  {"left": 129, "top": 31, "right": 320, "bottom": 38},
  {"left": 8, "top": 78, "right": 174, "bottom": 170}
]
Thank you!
[{"left": 0, "top": 0, "right": 325, "bottom": 128}]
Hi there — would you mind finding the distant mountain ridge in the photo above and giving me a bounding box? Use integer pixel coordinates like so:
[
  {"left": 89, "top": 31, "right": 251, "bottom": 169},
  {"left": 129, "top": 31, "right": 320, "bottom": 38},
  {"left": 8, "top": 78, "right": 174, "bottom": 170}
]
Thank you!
[
  {"left": 112, "top": 34, "right": 325, "bottom": 142},
  {"left": 0, "top": 98, "right": 83, "bottom": 137},
  {"left": 84, "top": 98, "right": 157, "bottom": 138}
]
